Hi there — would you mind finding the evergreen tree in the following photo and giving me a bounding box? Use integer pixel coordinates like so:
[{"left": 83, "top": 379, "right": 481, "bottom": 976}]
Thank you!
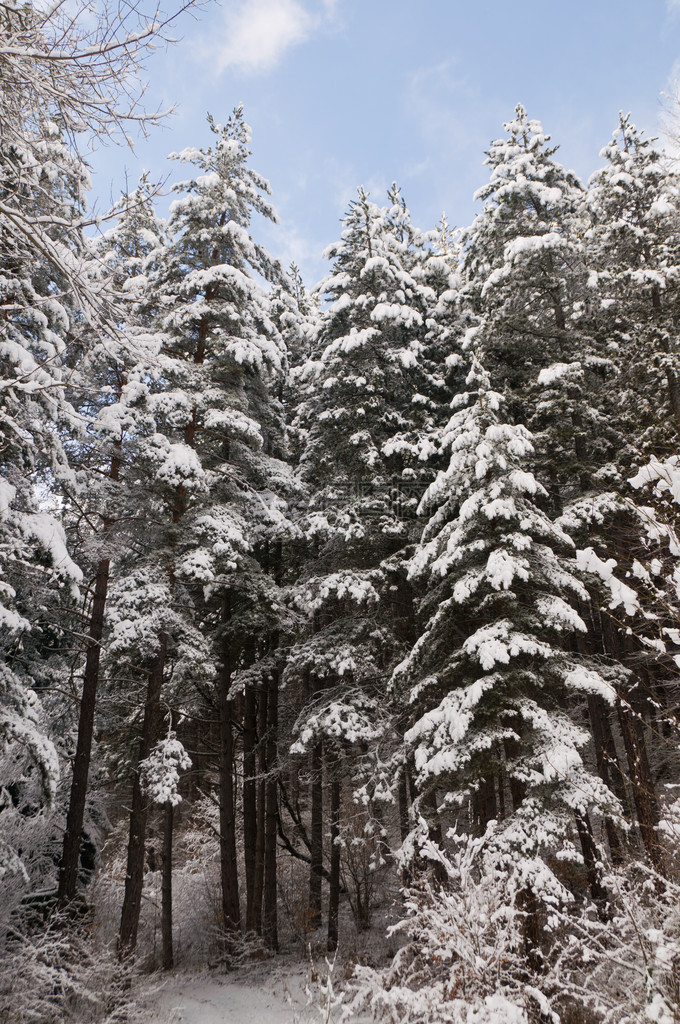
[
  {"left": 396, "top": 353, "right": 618, "bottom": 914},
  {"left": 57, "top": 176, "right": 171, "bottom": 907},
  {"left": 587, "top": 113, "right": 680, "bottom": 451},
  {"left": 0, "top": 109, "right": 87, "bottom": 889},
  {"left": 285, "top": 186, "right": 449, "bottom": 937},
  {"left": 459, "top": 104, "right": 614, "bottom": 503},
  {"left": 564, "top": 115, "right": 680, "bottom": 873},
  {"left": 114, "top": 108, "right": 292, "bottom": 954}
]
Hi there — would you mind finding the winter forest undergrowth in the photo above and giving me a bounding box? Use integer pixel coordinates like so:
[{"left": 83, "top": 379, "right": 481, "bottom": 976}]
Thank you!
[{"left": 4, "top": 2, "right": 680, "bottom": 1023}]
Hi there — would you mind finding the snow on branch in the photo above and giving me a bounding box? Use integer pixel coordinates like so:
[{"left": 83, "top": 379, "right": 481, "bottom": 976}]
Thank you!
[
  {"left": 139, "top": 727, "right": 191, "bottom": 806},
  {"left": 575, "top": 547, "right": 641, "bottom": 616}
]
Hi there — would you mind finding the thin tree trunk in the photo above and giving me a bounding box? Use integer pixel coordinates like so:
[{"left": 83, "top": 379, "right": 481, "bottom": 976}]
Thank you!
[
  {"left": 327, "top": 770, "right": 341, "bottom": 953},
  {"left": 58, "top": 555, "right": 111, "bottom": 906},
  {"left": 575, "top": 809, "right": 610, "bottom": 918},
  {"left": 218, "top": 592, "right": 241, "bottom": 935},
  {"left": 496, "top": 744, "right": 507, "bottom": 820},
  {"left": 118, "top": 632, "right": 167, "bottom": 958},
  {"left": 263, "top": 665, "right": 278, "bottom": 950},
  {"left": 58, "top": 449, "right": 121, "bottom": 907},
  {"left": 598, "top": 564, "right": 665, "bottom": 873},
  {"left": 577, "top": 619, "right": 628, "bottom": 859},
  {"left": 571, "top": 410, "right": 591, "bottom": 493},
  {"left": 617, "top": 698, "right": 665, "bottom": 874},
  {"left": 504, "top": 733, "right": 526, "bottom": 811},
  {"left": 665, "top": 366, "right": 680, "bottom": 433},
  {"left": 243, "top": 682, "right": 258, "bottom": 931},
  {"left": 520, "top": 886, "right": 542, "bottom": 973},
  {"left": 423, "top": 787, "right": 443, "bottom": 846},
  {"left": 473, "top": 773, "right": 497, "bottom": 833},
  {"left": 309, "top": 740, "right": 323, "bottom": 928},
  {"left": 587, "top": 692, "right": 626, "bottom": 864},
  {"left": 252, "top": 680, "right": 267, "bottom": 935},
  {"left": 397, "top": 770, "right": 410, "bottom": 845},
  {"left": 161, "top": 802, "right": 174, "bottom": 970},
  {"left": 421, "top": 787, "right": 446, "bottom": 884}
]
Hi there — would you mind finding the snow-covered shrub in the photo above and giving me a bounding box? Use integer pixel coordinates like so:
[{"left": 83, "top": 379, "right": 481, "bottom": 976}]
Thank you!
[
  {"left": 0, "top": 916, "right": 142, "bottom": 1024},
  {"left": 344, "top": 829, "right": 548, "bottom": 1024},
  {"left": 0, "top": 747, "right": 63, "bottom": 932},
  {"left": 296, "top": 949, "right": 343, "bottom": 1024},
  {"left": 345, "top": 819, "right": 680, "bottom": 1024},
  {"left": 550, "top": 862, "right": 680, "bottom": 1024}
]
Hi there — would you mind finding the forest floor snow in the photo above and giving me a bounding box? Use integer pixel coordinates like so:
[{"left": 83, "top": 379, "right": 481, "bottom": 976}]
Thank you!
[{"left": 137, "top": 954, "right": 363, "bottom": 1024}]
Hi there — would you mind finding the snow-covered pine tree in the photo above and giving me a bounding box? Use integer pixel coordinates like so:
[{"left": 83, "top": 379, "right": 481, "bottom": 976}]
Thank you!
[
  {"left": 558, "top": 116, "right": 680, "bottom": 875},
  {"left": 274, "top": 262, "right": 321, "bottom": 476},
  {"left": 460, "top": 104, "right": 615, "bottom": 506},
  {"left": 0, "top": 0, "right": 204, "bottom": 913},
  {"left": 299, "top": 185, "right": 443, "bottom": 497},
  {"left": 286, "top": 186, "right": 448, "bottom": 941},
  {"left": 587, "top": 113, "right": 680, "bottom": 453},
  {"left": 57, "top": 176, "right": 170, "bottom": 907},
  {"left": 114, "top": 108, "right": 294, "bottom": 953},
  {"left": 0, "top": 106, "right": 87, "bottom": 897},
  {"left": 456, "top": 108, "right": 642, "bottom": 874},
  {"left": 395, "top": 352, "right": 619, "bottom": 925}
]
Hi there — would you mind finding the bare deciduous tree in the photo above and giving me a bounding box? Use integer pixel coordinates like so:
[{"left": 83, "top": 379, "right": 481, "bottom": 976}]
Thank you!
[{"left": 0, "top": 0, "right": 201, "bottom": 326}]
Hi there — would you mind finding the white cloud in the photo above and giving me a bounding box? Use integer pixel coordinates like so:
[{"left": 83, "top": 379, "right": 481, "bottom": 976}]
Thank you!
[{"left": 215, "top": 0, "right": 314, "bottom": 75}]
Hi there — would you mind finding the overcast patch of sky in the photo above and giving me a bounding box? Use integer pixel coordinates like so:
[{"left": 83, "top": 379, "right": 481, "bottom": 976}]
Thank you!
[{"left": 86, "top": 0, "right": 680, "bottom": 287}]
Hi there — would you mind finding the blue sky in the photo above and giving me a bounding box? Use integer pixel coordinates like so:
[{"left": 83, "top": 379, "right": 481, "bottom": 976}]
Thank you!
[{"left": 88, "top": 0, "right": 680, "bottom": 285}]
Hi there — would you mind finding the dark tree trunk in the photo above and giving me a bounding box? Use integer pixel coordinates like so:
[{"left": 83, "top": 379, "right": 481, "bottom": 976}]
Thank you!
[
  {"left": 473, "top": 774, "right": 497, "bottom": 833},
  {"left": 327, "top": 770, "right": 341, "bottom": 952},
  {"left": 496, "top": 744, "right": 507, "bottom": 820},
  {"left": 598, "top": 565, "right": 664, "bottom": 873},
  {"left": 58, "top": 555, "right": 111, "bottom": 907},
  {"left": 58, "top": 449, "right": 121, "bottom": 907},
  {"left": 288, "top": 752, "right": 300, "bottom": 809},
  {"left": 423, "top": 787, "right": 443, "bottom": 846},
  {"left": 520, "top": 886, "right": 542, "bottom": 973},
  {"left": 161, "top": 802, "right": 174, "bottom": 970},
  {"left": 218, "top": 593, "right": 241, "bottom": 934},
  {"left": 617, "top": 698, "right": 665, "bottom": 874},
  {"left": 419, "top": 788, "right": 447, "bottom": 884},
  {"left": 118, "top": 632, "right": 168, "bottom": 958},
  {"left": 263, "top": 666, "right": 278, "bottom": 950},
  {"left": 571, "top": 410, "right": 591, "bottom": 492},
  {"left": 309, "top": 740, "right": 324, "bottom": 928},
  {"left": 243, "top": 682, "right": 258, "bottom": 931},
  {"left": 587, "top": 692, "right": 626, "bottom": 863},
  {"left": 504, "top": 733, "right": 526, "bottom": 811},
  {"left": 575, "top": 810, "right": 610, "bottom": 918},
  {"left": 665, "top": 366, "right": 680, "bottom": 433},
  {"left": 398, "top": 769, "right": 410, "bottom": 845},
  {"left": 251, "top": 681, "right": 267, "bottom": 934}
]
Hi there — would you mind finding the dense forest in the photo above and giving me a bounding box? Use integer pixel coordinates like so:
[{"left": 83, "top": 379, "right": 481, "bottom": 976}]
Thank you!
[{"left": 3, "top": 2, "right": 680, "bottom": 1023}]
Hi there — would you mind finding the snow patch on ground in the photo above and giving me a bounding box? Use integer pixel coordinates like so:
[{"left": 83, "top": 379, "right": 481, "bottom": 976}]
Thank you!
[{"left": 138, "top": 957, "right": 363, "bottom": 1024}]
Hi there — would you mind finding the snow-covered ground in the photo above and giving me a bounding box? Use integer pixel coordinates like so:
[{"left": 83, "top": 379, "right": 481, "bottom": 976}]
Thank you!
[{"left": 137, "top": 957, "right": 349, "bottom": 1024}]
